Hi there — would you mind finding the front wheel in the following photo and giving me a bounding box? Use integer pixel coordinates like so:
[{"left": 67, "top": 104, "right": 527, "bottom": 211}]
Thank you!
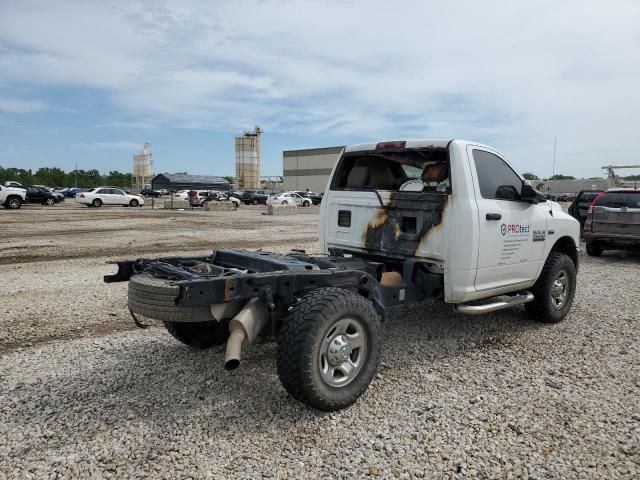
[
  {"left": 129, "top": 199, "right": 139, "bottom": 207},
  {"left": 302, "top": 200, "right": 311, "bottom": 207},
  {"left": 4, "top": 196, "right": 22, "bottom": 209},
  {"left": 44, "top": 198, "right": 55, "bottom": 206},
  {"left": 92, "top": 198, "right": 102, "bottom": 207},
  {"left": 525, "top": 252, "right": 576, "bottom": 323},
  {"left": 276, "top": 288, "right": 381, "bottom": 411},
  {"left": 253, "top": 198, "right": 259, "bottom": 205}
]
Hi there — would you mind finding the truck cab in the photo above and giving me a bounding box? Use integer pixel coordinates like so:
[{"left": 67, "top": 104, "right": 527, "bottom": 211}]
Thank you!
[{"left": 320, "top": 139, "right": 580, "bottom": 304}]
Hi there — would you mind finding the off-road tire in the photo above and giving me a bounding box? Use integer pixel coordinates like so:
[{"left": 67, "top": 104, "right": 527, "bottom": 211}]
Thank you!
[
  {"left": 164, "top": 320, "right": 230, "bottom": 349},
  {"left": 276, "top": 287, "right": 381, "bottom": 411},
  {"left": 586, "top": 242, "right": 603, "bottom": 257},
  {"left": 129, "top": 199, "right": 139, "bottom": 207},
  {"left": 92, "top": 198, "right": 102, "bottom": 207},
  {"left": 128, "top": 273, "right": 216, "bottom": 323},
  {"left": 525, "top": 252, "right": 576, "bottom": 323},
  {"left": 4, "top": 196, "right": 22, "bottom": 209}
]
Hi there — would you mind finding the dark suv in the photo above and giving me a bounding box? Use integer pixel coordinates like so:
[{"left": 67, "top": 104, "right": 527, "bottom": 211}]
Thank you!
[
  {"left": 584, "top": 189, "right": 640, "bottom": 256},
  {"left": 239, "top": 190, "right": 269, "bottom": 205}
]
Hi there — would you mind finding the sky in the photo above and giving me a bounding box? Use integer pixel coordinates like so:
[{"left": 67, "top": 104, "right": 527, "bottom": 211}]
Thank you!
[{"left": 0, "top": 0, "right": 639, "bottom": 179}]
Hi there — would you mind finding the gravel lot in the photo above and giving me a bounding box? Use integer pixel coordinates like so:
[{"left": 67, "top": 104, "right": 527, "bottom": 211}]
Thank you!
[{"left": 1, "top": 203, "right": 639, "bottom": 478}]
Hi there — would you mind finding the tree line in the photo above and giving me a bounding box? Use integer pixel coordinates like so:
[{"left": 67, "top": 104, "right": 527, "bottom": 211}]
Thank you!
[{"left": 0, "top": 165, "right": 133, "bottom": 188}]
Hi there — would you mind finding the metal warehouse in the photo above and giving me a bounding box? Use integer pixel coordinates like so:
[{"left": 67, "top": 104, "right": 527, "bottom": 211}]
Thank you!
[
  {"left": 282, "top": 146, "right": 344, "bottom": 192},
  {"left": 151, "top": 173, "right": 231, "bottom": 192}
]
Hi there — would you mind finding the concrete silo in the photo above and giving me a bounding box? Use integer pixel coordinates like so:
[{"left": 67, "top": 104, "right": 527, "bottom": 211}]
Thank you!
[
  {"left": 235, "top": 126, "right": 262, "bottom": 189},
  {"left": 133, "top": 142, "right": 153, "bottom": 190}
]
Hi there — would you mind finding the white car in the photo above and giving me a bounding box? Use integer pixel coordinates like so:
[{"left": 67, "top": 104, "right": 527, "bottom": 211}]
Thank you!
[
  {"left": 76, "top": 187, "right": 145, "bottom": 207},
  {"left": 266, "top": 191, "right": 312, "bottom": 207}
]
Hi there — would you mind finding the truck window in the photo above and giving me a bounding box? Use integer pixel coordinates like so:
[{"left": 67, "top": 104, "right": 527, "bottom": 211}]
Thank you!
[
  {"left": 472, "top": 149, "right": 522, "bottom": 201},
  {"left": 331, "top": 148, "right": 450, "bottom": 192}
]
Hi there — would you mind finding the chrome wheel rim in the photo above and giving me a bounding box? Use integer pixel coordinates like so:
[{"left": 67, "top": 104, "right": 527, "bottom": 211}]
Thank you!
[
  {"left": 9, "top": 198, "right": 19, "bottom": 208},
  {"left": 319, "top": 317, "right": 366, "bottom": 387},
  {"left": 550, "top": 270, "right": 569, "bottom": 308}
]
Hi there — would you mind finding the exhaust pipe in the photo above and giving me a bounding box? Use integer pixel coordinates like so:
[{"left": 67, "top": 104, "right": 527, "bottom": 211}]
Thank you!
[{"left": 224, "top": 298, "right": 268, "bottom": 370}]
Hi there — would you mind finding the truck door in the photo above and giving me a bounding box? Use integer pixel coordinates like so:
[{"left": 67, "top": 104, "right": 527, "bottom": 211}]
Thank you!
[{"left": 468, "top": 146, "right": 548, "bottom": 292}]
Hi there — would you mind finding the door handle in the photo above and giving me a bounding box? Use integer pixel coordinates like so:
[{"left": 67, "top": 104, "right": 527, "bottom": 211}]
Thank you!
[{"left": 486, "top": 213, "right": 502, "bottom": 221}]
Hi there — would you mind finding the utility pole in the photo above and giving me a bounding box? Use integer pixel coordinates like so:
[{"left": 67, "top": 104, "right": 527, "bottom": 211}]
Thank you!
[
  {"left": 75, "top": 162, "right": 78, "bottom": 187},
  {"left": 552, "top": 136, "right": 557, "bottom": 178}
]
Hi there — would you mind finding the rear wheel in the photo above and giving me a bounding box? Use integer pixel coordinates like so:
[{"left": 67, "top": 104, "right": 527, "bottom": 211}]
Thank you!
[
  {"left": 164, "top": 321, "right": 230, "bottom": 349},
  {"left": 5, "top": 196, "right": 22, "bottom": 209},
  {"left": 276, "top": 288, "right": 381, "bottom": 411},
  {"left": 202, "top": 200, "right": 209, "bottom": 210},
  {"left": 129, "top": 199, "right": 139, "bottom": 207},
  {"left": 586, "top": 242, "right": 603, "bottom": 256},
  {"left": 92, "top": 198, "right": 102, "bottom": 207},
  {"left": 281, "top": 200, "right": 288, "bottom": 205},
  {"left": 525, "top": 252, "right": 576, "bottom": 323}
]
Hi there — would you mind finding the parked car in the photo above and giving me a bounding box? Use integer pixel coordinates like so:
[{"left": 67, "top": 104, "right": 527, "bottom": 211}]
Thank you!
[
  {"left": 63, "top": 188, "right": 83, "bottom": 198},
  {"left": 239, "top": 190, "right": 270, "bottom": 205},
  {"left": 23, "top": 186, "right": 59, "bottom": 205},
  {"left": 140, "top": 188, "right": 162, "bottom": 197},
  {"left": 76, "top": 187, "right": 145, "bottom": 207},
  {"left": 267, "top": 191, "right": 312, "bottom": 207},
  {"left": 292, "top": 190, "right": 323, "bottom": 205},
  {"left": 568, "top": 190, "right": 603, "bottom": 232},
  {"left": 3, "top": 181, "right": 23, "bottom": 188},
  {"left": 584, "top": 188, "right": 640, "bottom": 256},
  {"left": 201, "top": 192, "right": 240, "bottom": 210},
  {"left": 0, "top": 184, "right": 26, "bottom": 209}
]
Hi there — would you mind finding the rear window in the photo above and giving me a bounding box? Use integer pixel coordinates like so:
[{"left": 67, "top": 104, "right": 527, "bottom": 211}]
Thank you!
[
  {"left": 331, "top": 148, "right": 450, "bottom": 192},
  {"left": 596, "top": 192, "right": 640, "bottom": 208}
]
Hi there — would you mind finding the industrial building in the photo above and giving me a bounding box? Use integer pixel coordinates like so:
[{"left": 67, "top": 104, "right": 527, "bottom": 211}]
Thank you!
[
  {"left": 282, "top": 146, "right": 344, "bottom": 192},
  {"left": 151, "top": 173, "right": 230, "bottom": 192},
  {"left": 132, "top": 142, "right": 153, "bottom": 190},
  {"left": 235, "top": 126, "right": 262, "bottom": 189}
]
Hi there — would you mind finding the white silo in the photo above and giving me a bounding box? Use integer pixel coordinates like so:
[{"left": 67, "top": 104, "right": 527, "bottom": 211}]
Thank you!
[
  {"left": 235, "top": 126, "right": 262, "bottom": 189},
  {"left": 133, "top": 142, "right": 153, "bottom": 190}
]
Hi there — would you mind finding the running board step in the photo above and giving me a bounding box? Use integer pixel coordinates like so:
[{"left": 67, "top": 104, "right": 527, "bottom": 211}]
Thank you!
[{"left": 454, "top": 292, "right": 534, "bottom": 315}]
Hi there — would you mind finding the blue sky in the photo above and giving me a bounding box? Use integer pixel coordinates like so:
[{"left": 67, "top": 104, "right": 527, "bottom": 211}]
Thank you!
[{"left": 1, "top": 0, "right": 639, "bottom": 178}]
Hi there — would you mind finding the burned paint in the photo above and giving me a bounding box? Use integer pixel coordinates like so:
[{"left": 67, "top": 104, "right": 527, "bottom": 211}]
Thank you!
[{"left": 363, "top": 191, "right": 448, "bottom": 258}]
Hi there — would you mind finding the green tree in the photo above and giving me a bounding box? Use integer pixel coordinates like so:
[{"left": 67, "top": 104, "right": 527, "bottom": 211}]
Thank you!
[
  {"left": 522, "top": 172, "right": 539, "bottom": 180},
  {"left": 550, "top": 174, "right": 575, "bottom": 180}
]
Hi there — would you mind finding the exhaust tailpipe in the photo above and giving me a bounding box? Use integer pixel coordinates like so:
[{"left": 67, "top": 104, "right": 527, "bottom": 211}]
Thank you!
[{"left": 224, "top": 298, "right": 267, "bottom": 370}]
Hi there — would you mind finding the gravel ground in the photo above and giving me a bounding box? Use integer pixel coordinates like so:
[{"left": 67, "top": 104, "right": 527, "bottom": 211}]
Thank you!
[{"left": 1, "top": 204, "right": 639, "bottom": 478}]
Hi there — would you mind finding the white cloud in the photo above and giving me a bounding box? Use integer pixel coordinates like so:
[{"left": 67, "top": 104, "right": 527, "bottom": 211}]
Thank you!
[
  {"left": 0, "top": 97, "right": 46, "bottom": 113},
  {"left": 0, "top": 0, "right": 639, "bottom": 176}
]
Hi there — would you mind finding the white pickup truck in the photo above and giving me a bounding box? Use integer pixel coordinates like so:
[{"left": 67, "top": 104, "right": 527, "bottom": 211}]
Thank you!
[
  {"left": 105, "top": 139, "right": 580, "bottom": 410},
  {"left": 0, "top": 184, "right": 26, "bottom": 209}
]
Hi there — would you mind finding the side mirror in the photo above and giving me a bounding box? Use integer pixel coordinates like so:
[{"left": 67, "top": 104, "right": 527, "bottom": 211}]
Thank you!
[{"left": 520, "top": 183, "right": 546, "bottom": 204}]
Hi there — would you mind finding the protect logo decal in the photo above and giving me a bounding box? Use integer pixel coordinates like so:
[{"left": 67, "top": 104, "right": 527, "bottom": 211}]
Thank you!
[{"left": 500, "top": 223, "right": 530, "bottom": 236}]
